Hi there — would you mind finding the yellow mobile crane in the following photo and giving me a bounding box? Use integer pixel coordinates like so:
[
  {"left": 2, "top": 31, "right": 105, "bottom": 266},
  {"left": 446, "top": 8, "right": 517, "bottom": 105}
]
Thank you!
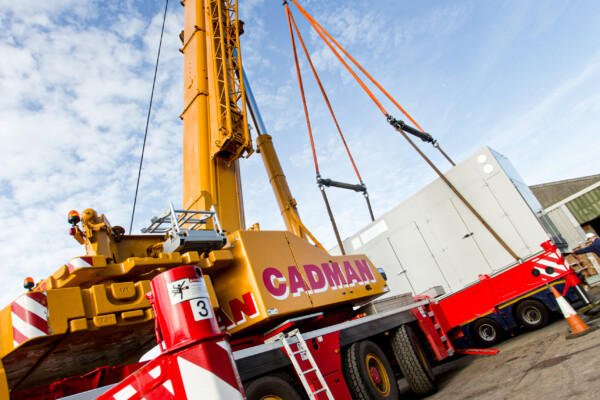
[{"left": 0, "top": 0, "right": 389, "bottom": 396}]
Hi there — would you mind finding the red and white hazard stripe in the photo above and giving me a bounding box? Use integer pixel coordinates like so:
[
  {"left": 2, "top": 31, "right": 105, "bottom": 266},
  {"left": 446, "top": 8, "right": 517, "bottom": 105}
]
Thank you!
[
  {"left": 68, "top": 256, "right": 94, "bottom": 272},
  {"left": 177, "top": 340, "right": 245, "bottom": 400},
  {"left": 530, "top": 250, "right": 568, "bottom": 278},
  {"left": 104, "top": 364, "right": 177, "bottom": 400},
  {"left": 11, "top": 291, "right": 49, "bottom": 348},
  {"left": 101, "top": 339, "right": 245, "bottom": 400},
  {"left": 110, "top": 381, "right": 175, "bottom": 400}
]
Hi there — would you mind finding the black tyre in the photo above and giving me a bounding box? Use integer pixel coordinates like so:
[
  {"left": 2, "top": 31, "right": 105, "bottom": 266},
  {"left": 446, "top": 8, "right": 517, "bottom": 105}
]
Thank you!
[
  {"left": 343, "top": 340, "right": 399, "bottom": 400},
  {"left": 391, "top": 324, "right": 436, "bottom": 396},
  {"left": 244, "top": 372, "right": 306, "bottom": 400},
  {"left": 515, "top": 300, "right": 549, "bottom": 331},
  {"left": 472, "top": 317, "right": 503, "bottom": 347}
]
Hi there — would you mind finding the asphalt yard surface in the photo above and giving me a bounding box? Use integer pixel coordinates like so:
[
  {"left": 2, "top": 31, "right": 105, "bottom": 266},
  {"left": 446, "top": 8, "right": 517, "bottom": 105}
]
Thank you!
[{"left": 398, "top": 291, "right": 600, "bottom": 399}]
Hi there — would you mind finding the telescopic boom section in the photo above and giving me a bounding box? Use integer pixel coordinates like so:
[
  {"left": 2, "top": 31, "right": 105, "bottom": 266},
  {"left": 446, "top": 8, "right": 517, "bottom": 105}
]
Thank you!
[
  {"left": 256, "top": 134, "right": 307, "bottom": 240},
  {"left": 181, "top": 0, "right": 252, "bottom": 233}
]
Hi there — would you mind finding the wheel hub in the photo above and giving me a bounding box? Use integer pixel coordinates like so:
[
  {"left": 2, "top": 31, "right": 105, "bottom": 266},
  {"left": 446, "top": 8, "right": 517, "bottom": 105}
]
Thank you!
[
  {"left": 480, "top": 324, "right": 496, "bottom": 340},
  {"left": 369, "top": 366, "right": 382, "bottom": 384},
  {"left": 365, "top": 353, "right": 390, "bottom": 396},
  {"left": 524, "top": 307, "right": 541, "bottom": 323}
]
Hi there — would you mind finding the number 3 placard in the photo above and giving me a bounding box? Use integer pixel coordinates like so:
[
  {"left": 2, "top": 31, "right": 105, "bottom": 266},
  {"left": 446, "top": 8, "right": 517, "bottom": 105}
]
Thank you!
[{"left": 190, "top": 298, "right": 213, "bottom": 321}]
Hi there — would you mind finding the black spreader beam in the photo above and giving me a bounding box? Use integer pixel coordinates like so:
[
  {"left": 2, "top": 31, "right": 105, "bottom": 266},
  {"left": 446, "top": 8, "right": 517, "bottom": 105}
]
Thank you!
[{"left": 317, "top": 177, "right": 366, "bottom": 193}]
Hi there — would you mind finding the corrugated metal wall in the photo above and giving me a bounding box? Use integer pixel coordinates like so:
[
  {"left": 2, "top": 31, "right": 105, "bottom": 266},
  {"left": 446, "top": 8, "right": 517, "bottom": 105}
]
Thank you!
[
  {"left": 531, "top": 175, "right": 600, "bottom": 209},
  {"left": 566, "top": 187, "right": 600, "bottom": 224}
]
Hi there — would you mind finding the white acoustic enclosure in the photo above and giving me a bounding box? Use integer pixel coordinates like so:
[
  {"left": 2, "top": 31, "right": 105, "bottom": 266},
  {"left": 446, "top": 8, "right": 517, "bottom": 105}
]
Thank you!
[{"left": 334, "top": 147, "right": 563, "bottom": 298}]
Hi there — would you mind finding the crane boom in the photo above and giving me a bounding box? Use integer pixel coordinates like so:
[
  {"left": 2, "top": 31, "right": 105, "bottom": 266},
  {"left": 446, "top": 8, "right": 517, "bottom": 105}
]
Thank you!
[
  {"left": 182, "top": 0, "right": 252, "bottom": 233},
  {"left": 244, "top": 74, "right": 311, "bottom": 242},
  {"left": 0, "top": 2, "right": 388, "bottom": 396}
]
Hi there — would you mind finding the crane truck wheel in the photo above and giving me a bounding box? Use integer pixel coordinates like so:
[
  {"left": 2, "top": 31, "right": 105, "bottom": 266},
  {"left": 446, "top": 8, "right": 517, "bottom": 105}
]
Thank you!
[
  {"left": 244, "top": 371, "right": 307, "bottom": 400},
  {"left": 515, "top": 299, "right": 549, "bottom": 331},
  {"left": 342, "top": 340, "right": 399, "bottom": 400},
  {"left": 390, "top": 324, "right": 436, "bottom": 396},
  {"left": 472, "top": 317, "right": 503, "bottom": 347}
]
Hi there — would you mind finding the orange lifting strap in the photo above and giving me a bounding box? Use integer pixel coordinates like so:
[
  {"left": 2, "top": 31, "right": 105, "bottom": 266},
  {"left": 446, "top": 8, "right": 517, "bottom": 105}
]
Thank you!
[
  {"left": 284, "top": 3, "right": 375, "bottom": 255},
  {"left": 286, "top": 0, "right": 519, "bottom": 262},
  {"left": 288, "top": 0, "right": 455, "bottom": 166}
]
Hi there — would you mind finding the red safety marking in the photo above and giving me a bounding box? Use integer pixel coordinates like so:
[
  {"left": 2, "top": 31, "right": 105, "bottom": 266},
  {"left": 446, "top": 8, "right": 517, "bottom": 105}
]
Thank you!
[
  {"left": 11, "top": 329, "right": 29, "bottom": 345},
  {"left": 528, "top": 250, "right": 569, "bottom": 280},
  {"left": 11, "top": 301, "right": 49, "bottom": 334},
  {"left": 179, "top": 341, "right": 241, "bottom": 390},
  {"left": 67, "top": 256, "right": 94, "bottom": 272},
  {"left": 34, "top": 280, "right": 47, "bottom": 291},
  {"left": 27, "top": 291, "right": 48, "bottom": 306},
  {"left": 11, "top": 291, "right": 49, "bottom": 347}
]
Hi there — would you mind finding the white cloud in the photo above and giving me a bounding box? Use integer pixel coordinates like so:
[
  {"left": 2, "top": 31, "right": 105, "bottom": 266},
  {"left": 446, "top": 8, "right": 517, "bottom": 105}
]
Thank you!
[{"left": 0, "top": 1, "right": 184, "bottom": 306}]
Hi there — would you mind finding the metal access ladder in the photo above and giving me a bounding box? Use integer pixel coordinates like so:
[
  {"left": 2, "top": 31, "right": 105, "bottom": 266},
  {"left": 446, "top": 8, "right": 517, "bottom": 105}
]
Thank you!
[
  {"left": 425, "top": 304, "right": 455, "bottom": 357},
  {"left": 418, "top": 300, "right": 500, "bottom": 356},
  {"left": 269, "top": 329, "right": 334, "bottom": 400}
]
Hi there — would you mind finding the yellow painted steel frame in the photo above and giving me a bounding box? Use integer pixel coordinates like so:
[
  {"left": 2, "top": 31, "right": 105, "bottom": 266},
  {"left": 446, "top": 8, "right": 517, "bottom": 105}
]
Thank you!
[
  {"left": 0, "top": 250, "right": 221, "bottom": 393},
  {"left": 211, "top": 230, "right": 388, "bottom": 336},
  {"left": 76, "top": 208, "right": 164, "bottom": 264},
  {"left": 207, "top": 0, "right": 251, "bottom": 162},
  {"left": 256, "top": 134, "right": 309, "bottom": 241},
  {"left": 181, "top": 0, "right": 252, "bottom": 233},
  {"left": 0, "top": 360, "right": 8, "bottom": 400}
]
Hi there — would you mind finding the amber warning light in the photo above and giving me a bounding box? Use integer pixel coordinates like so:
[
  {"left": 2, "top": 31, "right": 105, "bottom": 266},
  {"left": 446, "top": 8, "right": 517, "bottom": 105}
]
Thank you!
[
  {"left": 24, "top": 277, "right": 35, "bottom": 291},
  {"left": 68, "top": 210, "right": 81, "bottom": 226}
]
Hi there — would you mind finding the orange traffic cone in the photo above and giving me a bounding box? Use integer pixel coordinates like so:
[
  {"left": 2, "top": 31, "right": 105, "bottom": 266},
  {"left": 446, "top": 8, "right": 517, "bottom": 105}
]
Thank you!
[{"left": 549, "top": 284, "right": 597, "bottom": 339}]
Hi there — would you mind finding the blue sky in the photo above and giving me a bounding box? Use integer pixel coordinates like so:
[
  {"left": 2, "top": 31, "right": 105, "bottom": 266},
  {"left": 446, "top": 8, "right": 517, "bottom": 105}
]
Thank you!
[{"left": 0, "top": 0, "right": 599, "bottom": 307}]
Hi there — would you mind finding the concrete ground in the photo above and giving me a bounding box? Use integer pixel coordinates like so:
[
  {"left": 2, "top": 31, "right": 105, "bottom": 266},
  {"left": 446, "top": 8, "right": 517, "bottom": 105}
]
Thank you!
[{"left": 398, "top": 288, "right": 600, "bottom": 399}]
